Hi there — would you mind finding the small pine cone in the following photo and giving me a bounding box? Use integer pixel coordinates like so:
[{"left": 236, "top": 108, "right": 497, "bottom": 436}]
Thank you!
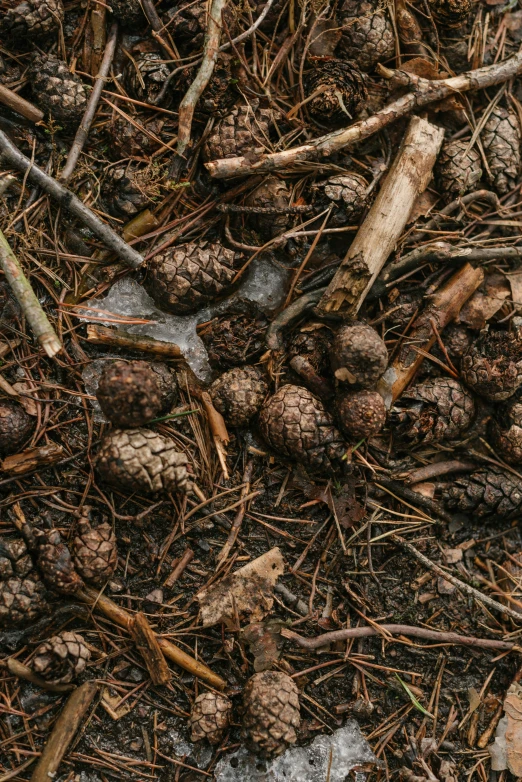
[
  {"left": 101, "top": 166, "right": 153, "bottom": 220},
  {"left": 311, "top": 173, "right": 369, "bottom": 227},
  {"left": 436, "top": 139, "right": 482, "bottom": 199},
  {"left": 337, "top": 0, "right": 395, "bottom": 71},
  {"left": 304, "top": 59, "right": 367, "bottom": 125},
  {"left": 481, "top": 106, "right": 521, "bottom": 195},
  {"left": 0, "top": 0, "right": 64, "bottom": 44},
  {"left": 146, "top": 242, "right": 240, "bottom": 314},
  {"left": 97, "top": 360, "right": 177, "bottom": 428},
  {"left": 443, "top": 466, "right": 522, "bottom": 522},
  {"left": 429, "top": 0, "right": 473, "bottom": 27},
  {"left": 287, "top": 326, "right": 331, "bottom": 376},
  {"left": 259, "top": 384, "right": 346, "bottom": 473},
  {"left": 242, "top": 671, "right": 301, "bottom": 758},
  {"left": 210, "top": 366, "right": 268, "bottom": 427},
  {"left": 391, "top": 377, "right": 475, "bottom": 444},
  {"left": 0, "top": 574, "right": 47, "bottom": 627},
  {"left": 197, "top": 53, "right": 236, "bottom": 117},
  {"left": 337, "top": 390, "right": 386, "bottom": 440},
  {"left": 0, "top": 537, "right": 33, "bottom": 579},
  {"left": 108, "top": 0, "right": 145, "bottom": 29},
  {"left": 33, "top": 528, "right": 83, "bottom": 595},
  {"left": 97, "top": 428, "right": 191, "bottom": 496},
  {"left": 31, "top": 631, "right": 90, "bottom": 684},
  {"left": 0, "top": 400, "right": 34, "bottom": 456},
  {"left": 437, "top": 323, "right": 473, "bottom": 362},
  {"left": 244, "top": 177, "right": 292, "bottom": 240},
  {"left": 166, "top": 0, "right": 239, "bottom": 52},
  {"left": 108, "top": 114, "right": 165, "bottom": 159},
  {"left": 199, "top": 311, "right": 269, "bottom": 370},
  {"left": 462, "top": 329, "right": 522, "bottom": 401},
  {"left": 123, "top": 51, "right": 170, "bottom": 105},
  {"left": 203, "top": 104, "right": 277, "bottom": 162},
  {"left": 30, "top": 55, "right": 88, "bottom": 128},
  {"left": 330, "top": 322, "right": 388, "bottom": 389},
  {"left": 489, "top": 398, "right": 522, "bottom": 465},
  {"left": 190, "top": 691, "right": 232, "bottom": 745},
  {"left": 72, "top": 517, "right": 117, "bottom": 586}
]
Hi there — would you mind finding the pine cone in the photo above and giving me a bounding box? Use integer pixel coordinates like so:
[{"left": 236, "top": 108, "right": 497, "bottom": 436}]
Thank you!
[
  {"left": 337, "top": 0, "right": 395, "bottom": 71},
  {"left": 31, "top": 631, "right": 90, "bottom": 684},
  {"left": 146, "top": 242, "right": 240, "bottom": 314},
  {"left": 259, "top": 384, "right": 346, "bottom": 473},
  {"left": 108, "top": 0, "right": 145, "bottom": 29},
  {"left": 30, "top": 55, "right": 88, "bottom": 128},
  {"left": 429, "top": 0, "right": 473, "bottom": 27},
  {"left": 124, "top": 51, "right": 170, "bottom": 105},
  {"left": 391, "top": 377, "right": 475, "bottom": 444},
  {"left": 481, "top": 106, "right": 521, "bottom": 195},
  {"left": 244, "top": 177, "right": 292, "bottom": 240},
  {"left": 0, "top": 0, "right": 64, "bottom": 43},
  {"left": 489, "top": 397, "right": 522, "bottom": 465},
  {"left": 242, "top": 671, "right": 301, "bottom": 758},
  {"left": 190, "top": 691, "right": 232, "bottom": 745},
  {"left": 311, "top": 173, "right": 369, "bottom": 227},
  {"left": 197, "top": 53, "right": 236, "bottom": 117},
  {"left": 199, "top": 311, "right": 269, "bottom": 370},
  {"left": 304, "top": 59, "right": 367, "bottom": 125},
  {"left": 436, "top": 139, "right": 482, "bottom": 199},
  {"left": 166, "top": 0, "right": 239, "bottom": 52},
  {"left": 203, "top": 104, "right": 277, "bottom": 162},
  {"left": 443, "top": 466, "right": 522, "bottom": 522},
  {"left": 96, "top": 360, "right": 178, "bottom": 427},
  {"left": 32, "top": 528, "right": 83, "bottom": 595},
  {"left": 287, "top": 326, "right": 331, "bottom": 376},
  {"left": 462, "top": 329, "right": 522, "bottom": 401},
  {"left": 0, "top": 574, "right": 47, "bottom": 627},
  {"left": 210, "top": 366, "right": 268, "bottom": 427},
  {"left": 101, "top": 166, "right": 154, "bottom": 220},
  {"left": 330, "top": 322, "right": 388, "bottom": 389},
  {"left": 0, "top": 400, "right": 34, "bottom": 456},
  {"left": 97, "top": 428, "right": 192, "bottom": 496},
  {"left": 337, "top": 389, "right": 386, "bottom": 440},
  {"left": 72, "top": 517, "right": 117, "bottom": 586},
  {"left": 108, "top": 114, "right": 165, "bottom": 159},
  {"left": 0, "top": 537, "right": 33, "bottom": 579}
]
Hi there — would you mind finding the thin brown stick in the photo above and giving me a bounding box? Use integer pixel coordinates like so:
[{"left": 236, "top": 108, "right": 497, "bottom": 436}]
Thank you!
[
  {"left": 205, "top": 48, "right": 522, "bottom": 178},
  {"left": 30, "top": 681, "right": 98, "bottom": 782},
  {"left": 85, "top": 324, "right": 182, "bottom": 357},
  {"left": 0, "top": 83, "right": 43, "bottom": 123},
  {"left": 60, "top": 23, "right": 118, "bottom": 183},
  {"left": 164, "top": 547, "right": 194, "bottom": 587},
  {"left": 5, "top": 658, "right": 74, "bottom": 694},
  {"left": 201, "top": 391, "right": 230, "bottom": 479},
  {"left": 217, "top": 460, "right": 253, "bottom": 563},
  {"left": 401, "top": 460, "right": 476, "bottom": 485},
  {"left": 132, "top": 612, "right": 171, "bottom": 687}
]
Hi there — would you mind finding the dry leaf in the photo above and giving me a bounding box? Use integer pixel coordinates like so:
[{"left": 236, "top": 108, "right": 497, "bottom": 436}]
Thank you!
[
  {"left": 308, "top": 19, "right": 342, "bottom": 57},
  {"left": 242, "top": 619, "right": 286, "bottom": 671},
  {"left": 409, "top": 190, "right": 439, "bottom": 223},
  {"left": 507, "top": 271, "right": 522, "bottom": 312},
  {"left": 197, "top": 548, "right": 284, "bottom": 629},
  {"left": 459, "top": 272, "right": 510, "bottom": 330},
  {"left": 489, "top": 683, "right": 522, "bottom": 774},
  {"left": 101, "top": 687, "right": 134, "bottom": 720},
  {"left": 312, "top": 480, "right": 364, "bottom": 529},
  {"left": 402, "top": 58, "right": 445, "bottom": 80},
  {"left": 12, "top": 382, "right": 38, "bottom": 416}
]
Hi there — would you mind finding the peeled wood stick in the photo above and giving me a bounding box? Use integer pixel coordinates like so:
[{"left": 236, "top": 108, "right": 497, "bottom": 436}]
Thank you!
[
  {"left": 30, "top": 681, "right": 98, "bottom": 782},
  {"left": 316, "top": 116, "right": 444, "bottom": 316},
  {"left": 0, "top": 84, "right": 43, "bottom": 124},
  {"left": 0, "top": 132, "right": 144, "bottom": 268},
  {"left": 0, "top": 231, "right": 62, "bottom": 358},
  {"left": 132, "top": 612, "right": 171, "bottom": 686},
  {"left": 76, "top": 585, "right": 226, "bottom": 690},
  {"left": 2, "top": 443, "right": 64, "bottom": 475},
  {"left": 60, "top": 23, "right": 118, "bottom": 183},
  {"left": 206, "top": 48, "right": 522, "bottom": 178},
  {"left": 85, "top": 324, "right": 182, "bottom": 357}
]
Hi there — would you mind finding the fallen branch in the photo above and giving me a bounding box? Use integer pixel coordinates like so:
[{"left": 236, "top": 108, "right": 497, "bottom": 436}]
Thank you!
[
  {"left": 0, "top": 83, "right": 43, "bottom": 124},
  {"left": 85, "top": 324, "right": 182, "bottom": 357},
  {"left": 205, "top": 48, "right": 522, "bottom": 179},
  {"left": 316, "top": 116, "right": 444, "bottom": 316},
  {"left": 0, "top": 132, "right": 144, "bottom": 268},
  {"left": 60, "top": 23, "right": 118, "bottom": 183},
  {"left": 132, "top": 612, "right": 171, "bottom": 686},
  {"left": 0, "top": 231, "right": 62, "bottom": 358}
]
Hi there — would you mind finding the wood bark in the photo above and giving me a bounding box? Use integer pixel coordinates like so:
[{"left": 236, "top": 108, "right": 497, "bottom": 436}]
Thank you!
[
  {"left": 316, "top": 116, "right": 445, "bottom": 316},
  {"left": 132, "top": 612, "right": 171, "bottom": 686}
]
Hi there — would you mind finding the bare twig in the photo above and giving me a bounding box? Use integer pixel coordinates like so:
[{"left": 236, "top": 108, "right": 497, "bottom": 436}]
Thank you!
[
  {"left": 401, "top": 460, "right": 476, "bottom": 485},
  {"left": 164, "top": 547, "right": 194, "bottom": 587},
  {"left": 217, "top": 460, "right": 254, "bottom": 563},
  {"left": 85, "top": 324, "right": 182, "bottom": 357},
  {"left": 132, "top": 612, "right": 171, "bottom": 686},
  {"left": 5, "top": 658, "right": 74, "bottom": 694},
  {"left": 0, "top": 83, "right": 43, "bottom": 123}
]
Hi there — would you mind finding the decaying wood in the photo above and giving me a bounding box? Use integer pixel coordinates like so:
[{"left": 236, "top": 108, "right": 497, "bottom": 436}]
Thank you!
[
  {"left": 30, "top": 681, "right": 98, "bottom": 782},
  {"left": 2, "top": 443, "right": 64, "bottom": 474},
  {"left": 131, "top": 612, "right": 171, "bottom": 686},
  {"left": 205, "top": 49, "right": 522, "bottom": 179},
  {"left": 85, "top": 325, "right": 182, "bottom": 357},
  {"left": 0, "top": 84, "right": 44, "bottom": 124},
  {"left": 5, "top": 658, "right": 74, "bottom": 694},
  {"left": 316, "top": 116, "right": 444, "bottom": 316}
]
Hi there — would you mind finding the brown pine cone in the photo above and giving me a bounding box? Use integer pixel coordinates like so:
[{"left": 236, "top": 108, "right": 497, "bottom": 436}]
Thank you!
[
  {"left": 304, "top": 59, "right": 367, "bottom": 125},
  {"left": 199, "top": 311, "right": 269, "bottom": 370},
  {"left": 242, "top": 671, "right": 301, "bottom": 758},
  {"left": 330, "top": 322, "right": 388, "bottom": 389},
  {"left": 337, "top": 390, "right": 386, "bottom": 440},
  {"left": 489, "top": 397, "right": 522, "bottom": 465},
  {"left": 101, "top": 166, "right": 154, "bottom": 220},
  {"left": 190, "top": 691, "right": 232, "bottom": 745},
  {"left": 287, "top": 325, "right": 331, "bottom": 376},
  {"left": 146, "top": 242, "right": 240, "bottom": 314},
  {"left": 462, "top": 329, "right": 522, "bottom": 401},
  {"left": 108, "top": 0, "right": 146, "bottom": 29},
  {"left": 203, "top": 104, "right": 277, "bottom": 162},
  {"left": 391, "top": 377, "right": 475, "bottom": 444},
  {"left": 31, "top": 631, "right": 90, "bottom": 684},
  {"left": 96, "top": 360, "right": 178, "bottom": 428},
  {"left": 166, "top": 0, "right": 239, "bottom": 52},
  {"left": 0, "top": 400, "right": 34, "bottom": 456},
  {"left": 197, "top": 53, "right": 236, "bottom": 117},
  {"left": 481, "top": 106, "right": 521, "bottom": 195},
  {"left": 72, "top": 517, "right": 117, "bottom": 586},
  {"left": 30, "top": 55, "right": 88, "bottom": 129},
  {"left": 210, "top": 366, "right": 268, "bottom": 427},
  {"left": 442, "top": 466, "right": 522, "bottom": 522},
  {"left": 107, "top": 114, "right": 165, "bottom": 159},
  {"left": 32, "top": 528, "right": 83, "bottom": 595},
  {"left": 97, "top": 428, "right": 192, "bottom": 496},
  {"left": 429, "top": 0, "right": 473, "bottom": 27},
  {"left": 436, "top": 139, "right": 482, "bottom": 199},
  {"left": 311, "top": 173, "right": 369, "bottom": 227},
  {"left": 337, "top": 0, "right": 395, "bottom": 71},
  {"left": 244, "top": 177, "right": 292, "bottom": 240},
  {"left": 259, "top": 384, "right": 346, "bottom": 473},
  {"left": 0, "top": 537, "right": 33, "bottom": 579},
  {"left": 0, "top": 0, "right": 64, "bottom": 44},
  {"left": 123, "top": 51, "right": 170, "bottom": 105},
  {"left": 0, "top": 574, "right": 47, "bottom": 627}
]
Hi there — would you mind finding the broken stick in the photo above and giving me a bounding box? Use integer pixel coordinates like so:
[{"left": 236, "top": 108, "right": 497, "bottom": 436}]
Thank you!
[
  {"left": 0, "top": 83, "right": 43, "bottom": 124},
  {"left": 85, "top": 324, "right": 182, "bottom": 358},
  {"left": 316, "top": 116, "right": 444, "bottom": 316},
  {"left": 132, "top": 612, "right": 171, "bottom": 686}
]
